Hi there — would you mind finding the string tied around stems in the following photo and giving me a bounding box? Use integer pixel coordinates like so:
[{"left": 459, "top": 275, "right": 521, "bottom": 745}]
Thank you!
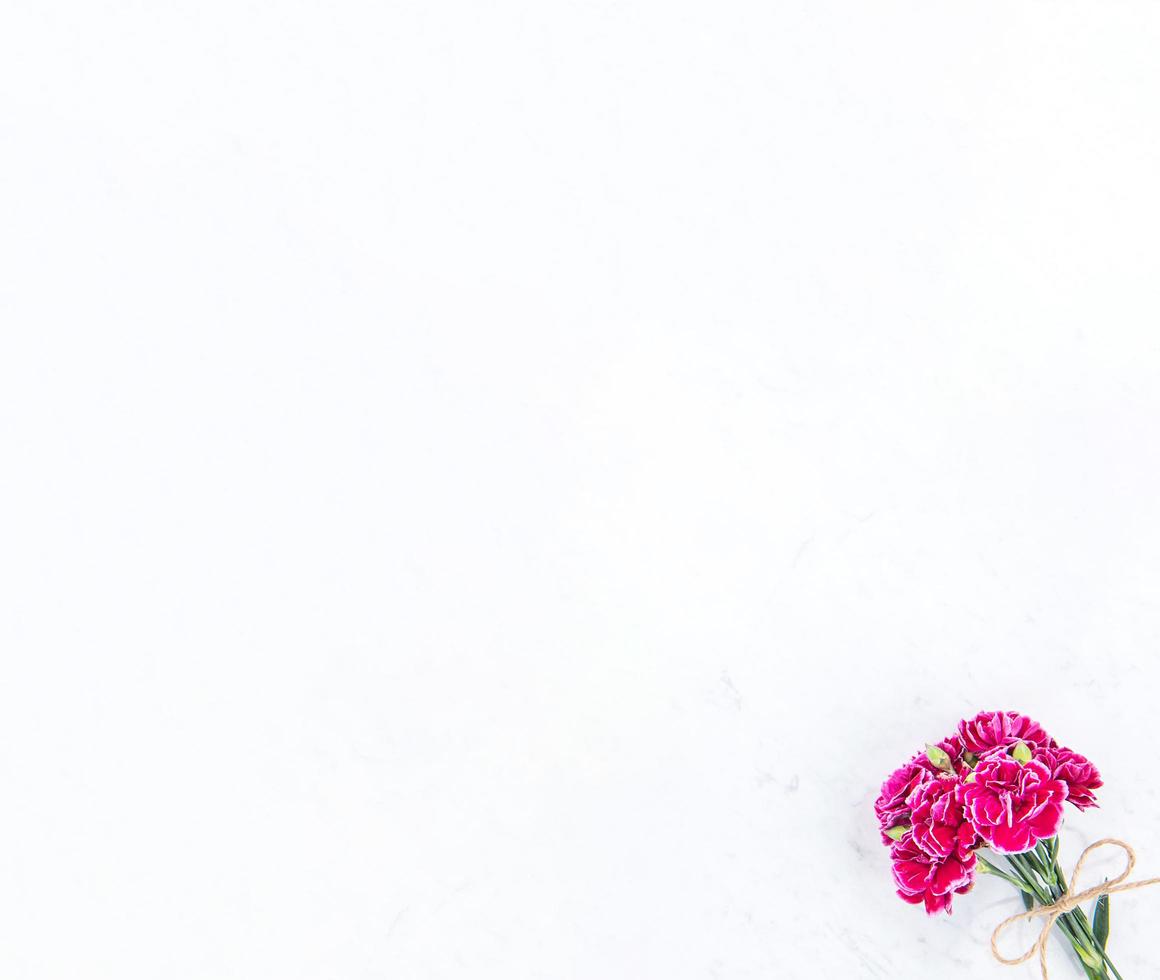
[{"left": 991, "top": 838, "right": 1160, "bottom": 978}]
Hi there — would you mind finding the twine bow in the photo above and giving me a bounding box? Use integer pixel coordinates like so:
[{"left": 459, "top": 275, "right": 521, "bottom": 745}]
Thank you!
[{"left": 991, "top": 838, "right": 1160, "bottom": 978}]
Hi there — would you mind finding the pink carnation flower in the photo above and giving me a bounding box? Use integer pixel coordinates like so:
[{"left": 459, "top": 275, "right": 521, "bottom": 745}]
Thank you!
[
  {"left": 890, "top": 836, "right": 976, "bottom": 915},
  {"left": 957, "top": 711, "right": 1054, "bottom": 754},
  {"left": 1043, "top": 746, "right": 1103, "bottom": 810},
  {"left": 875, "top": 759, "right": 928, "bottom": 843},
  {"left": 961, "top": 753, "right": 1067, "bottom": 853},
  {"left": 874, "top": 736, "right": 967, "bottom": 844},
  {"left": 909, "top": 776, "right": 978, "bottom": 861}
]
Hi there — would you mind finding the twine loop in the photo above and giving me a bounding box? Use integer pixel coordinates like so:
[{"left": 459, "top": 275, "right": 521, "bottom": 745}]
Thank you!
[{"left": 991, "top": 838, "right": 1160, "bottom": 978}]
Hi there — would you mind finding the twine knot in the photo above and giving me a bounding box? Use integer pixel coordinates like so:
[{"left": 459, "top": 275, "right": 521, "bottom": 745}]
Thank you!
[{"left": 991, "top": 838, "right": 1160, "bottom": 978}]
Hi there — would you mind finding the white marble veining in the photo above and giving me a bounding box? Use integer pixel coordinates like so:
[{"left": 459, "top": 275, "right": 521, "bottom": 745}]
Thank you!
[{"left": 3, "top": 3, "right": 1160, "bottom": 979}]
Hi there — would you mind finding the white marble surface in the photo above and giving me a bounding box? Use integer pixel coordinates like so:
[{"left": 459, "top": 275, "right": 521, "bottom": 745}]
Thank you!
[{"left": 3, "top": 3, "right": 1160, "bottom": 979}]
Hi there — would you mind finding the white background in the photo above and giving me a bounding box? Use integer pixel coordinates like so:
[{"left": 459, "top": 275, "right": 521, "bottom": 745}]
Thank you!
[{"left": 2, "top": 3, "right": 1160, "bottom": 978}]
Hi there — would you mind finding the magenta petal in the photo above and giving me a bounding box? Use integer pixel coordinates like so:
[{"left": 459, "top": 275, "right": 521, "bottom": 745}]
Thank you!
[
  {"left": 932, "top": 858, "right": 972, "bottom": 895},
  {"left": 924, "top": 890, "right": 953, "bottom": 914},
  {"left": 892, "top": 859, "right": 929, "bottom": 894},
  {"left": 987, "top": 820, "right": 1031, "bottom": 854},
  {"left": 1027, "top": 801, "right": 1063, "bottom": 839}
]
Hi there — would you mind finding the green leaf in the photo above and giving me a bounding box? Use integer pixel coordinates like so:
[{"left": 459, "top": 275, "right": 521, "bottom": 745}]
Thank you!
[
  {"left": 1021, "top": 889, "right": 1034, "bottom": 911},
  {"left": 884, "top": 824, "right": 908, "bottom": 841},
  {"left": 1093, "top": 890, "right": 1110, "bottom": 952}
]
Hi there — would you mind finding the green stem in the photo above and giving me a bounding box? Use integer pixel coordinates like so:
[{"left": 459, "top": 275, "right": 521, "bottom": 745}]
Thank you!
[
  {"left": 1042, "top": 842, "right": 1124, "bottom": 980},
  {"left": 996, "top": 839, "right": 1125, "bottom": 980},
  {"left": 1005, "top": 852, "right": 1107, "bottom": 978}
]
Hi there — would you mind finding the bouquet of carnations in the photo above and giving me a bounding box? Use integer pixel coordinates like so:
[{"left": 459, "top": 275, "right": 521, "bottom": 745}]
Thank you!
[{"left": 874, "top": 710, "right": 1145, "bottom": 979}]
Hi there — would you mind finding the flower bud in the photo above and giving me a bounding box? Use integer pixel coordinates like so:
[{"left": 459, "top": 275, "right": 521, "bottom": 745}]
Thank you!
[
  {"left": 1011, "top": 740, "right": 1033, "bottom": 765},
  {"left": 885, "top": 824, "right": 909, "bottom": 841},
  {"left": 925, "top": 743, "right": 955, "bottom": 773},
  {"left": 1077, "top": 947, "right": 1103, "bottom": 971}
]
